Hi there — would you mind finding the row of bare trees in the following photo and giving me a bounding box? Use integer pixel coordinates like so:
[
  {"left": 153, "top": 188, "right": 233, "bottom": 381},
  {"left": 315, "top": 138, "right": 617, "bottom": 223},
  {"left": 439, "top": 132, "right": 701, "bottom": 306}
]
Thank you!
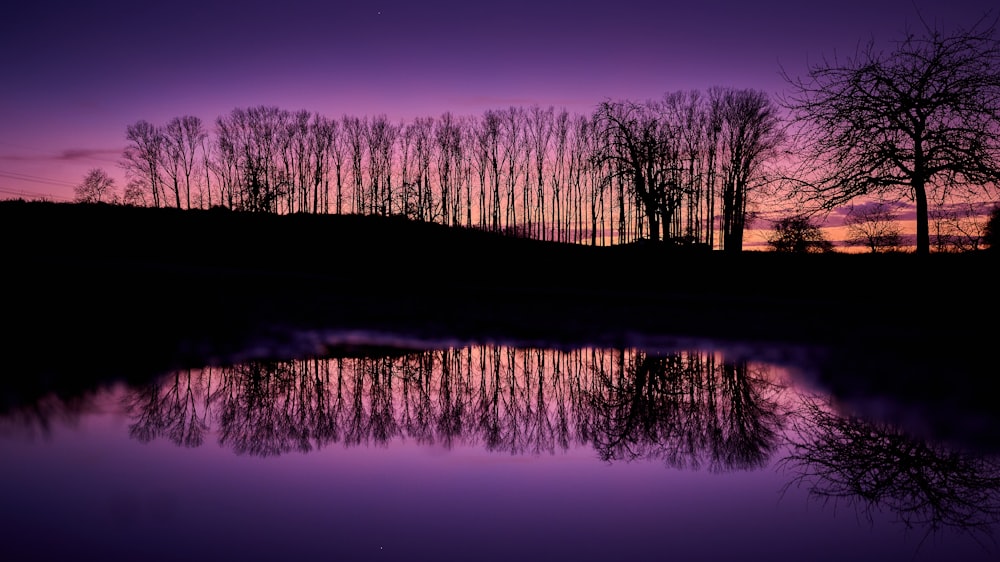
[
  {"left": 110, "top": 17, "right": 1000, "bottom": 253},
  {"left": 119, "top": 88, "right": 782, "bottom": 249}
]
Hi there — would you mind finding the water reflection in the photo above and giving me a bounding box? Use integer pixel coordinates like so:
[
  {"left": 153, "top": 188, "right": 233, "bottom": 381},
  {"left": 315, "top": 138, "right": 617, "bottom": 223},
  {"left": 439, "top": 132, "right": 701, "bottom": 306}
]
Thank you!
[
  {"left": 781, "top": 395, "right": 1000, "bottom": 547},
  {"left": 585, "top": 352, "right": 785, "bottom": 470},
  {"left": 119, "top": 345, "right": 1000, "bottom": 549},
  {"left": 118, "top": 348, "right": 788, "bottom": 470},
  {"left": 5, "top": 343, "right": 1000, "bottom": 555}
]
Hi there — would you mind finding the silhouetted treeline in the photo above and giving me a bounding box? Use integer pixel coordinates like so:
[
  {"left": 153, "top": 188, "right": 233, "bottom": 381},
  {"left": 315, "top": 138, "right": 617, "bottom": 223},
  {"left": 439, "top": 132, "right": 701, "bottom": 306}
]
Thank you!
[{"left": 121, "top": 89, "right": 782, "bottom": 250}]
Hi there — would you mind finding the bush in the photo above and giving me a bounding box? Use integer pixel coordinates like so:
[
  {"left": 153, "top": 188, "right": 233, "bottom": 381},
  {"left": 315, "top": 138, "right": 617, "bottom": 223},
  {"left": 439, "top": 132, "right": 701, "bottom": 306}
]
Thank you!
[{"left": 766, "top": 215, "right": 834, "bottom": 253}]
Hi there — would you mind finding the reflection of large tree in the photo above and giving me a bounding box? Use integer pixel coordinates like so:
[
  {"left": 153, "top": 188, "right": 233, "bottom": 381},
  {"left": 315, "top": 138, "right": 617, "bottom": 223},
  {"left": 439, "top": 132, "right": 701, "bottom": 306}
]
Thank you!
[
  {"left": 781, "top": 397, "right": 1000, "bottom": 544},
  {"left": 585, "top": 351, "right": 784, "bottom": 471}
]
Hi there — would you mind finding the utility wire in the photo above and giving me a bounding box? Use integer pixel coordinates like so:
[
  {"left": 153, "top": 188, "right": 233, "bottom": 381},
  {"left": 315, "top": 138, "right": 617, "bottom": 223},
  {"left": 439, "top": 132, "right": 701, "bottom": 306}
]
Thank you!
[
  {"left": 0, "top": 170, "right": 77, "bottom": 188},
  {"left": 0, "top": 186, "right": 73, "bottom": 202}
]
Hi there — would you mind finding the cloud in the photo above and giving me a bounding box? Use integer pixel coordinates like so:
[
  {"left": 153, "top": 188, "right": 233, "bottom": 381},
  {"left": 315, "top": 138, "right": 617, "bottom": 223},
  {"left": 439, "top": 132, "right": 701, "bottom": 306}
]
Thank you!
[
  {"left": 0, "top": 147, "right": 122, "bottom": 163},
  {"left": 55, "top": 148, "right": 121, "bottom": 161}
]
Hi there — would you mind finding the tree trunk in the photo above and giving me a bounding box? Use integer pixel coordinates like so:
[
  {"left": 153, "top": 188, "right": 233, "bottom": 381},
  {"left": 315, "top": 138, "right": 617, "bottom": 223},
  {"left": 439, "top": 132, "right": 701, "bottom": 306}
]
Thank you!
[{"left": 913, "top": 177, "right": 929, "bottom": 255}]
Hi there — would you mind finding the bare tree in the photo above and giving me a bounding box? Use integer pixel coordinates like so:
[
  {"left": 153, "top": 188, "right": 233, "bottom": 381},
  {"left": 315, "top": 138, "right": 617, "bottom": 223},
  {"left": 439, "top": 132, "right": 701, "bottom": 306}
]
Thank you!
[
  {"left": 499, "top": 106, "right": 527, "bottom": 235},
  {"left": 365, "top": 115, "right": 399, "bottom": 216},
  {"left": 714, "top": 88, "right": 784, "bottom": 253},
  {"left": 526, "top": 105, "right": 554, "bottom": 239},
  {"left": 342, "top": 115, "right": 367, "bottom": 214},
  {"left": 74, "top": 168, "right": 115, "bottom": 203},
  {"left": 121, "top": 120, "right": 165, "bottom": 208},
  {"left": 843, "top": 202, "right": 903, "bottom": 252},
  {"left": 324, "top": 116, "right": 346, "bottom": 214},
  {"left": 214, "top": 106, "right": 290, "bottom": 213},
  {"left": 162, "top": 115, "right": 206, "bottom": 209},
  {"left": 122, "top": 179, "right": 146, "bottom": 206},
  {"left": 476, "top": 110, "right": 503, "bottom": 231},
  {"left": 782, "top": 14, "right": 1000, "bottom": 255},
  {"left": 435, "top": 113, "right": 462, "bottom": 226},
  {"left": 592, "top": 99, "right": 686, "bottom": 243},
  {"left": 931, "top": 201, "right": 994, "bottom": 252}
]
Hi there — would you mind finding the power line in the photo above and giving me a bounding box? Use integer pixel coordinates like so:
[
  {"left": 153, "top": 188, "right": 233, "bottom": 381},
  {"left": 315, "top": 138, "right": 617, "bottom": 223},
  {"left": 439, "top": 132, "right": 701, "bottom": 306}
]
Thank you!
[
  {"left": 0, "top": 186, "right": 73, "bottom": 202},
  {"left": 0, "top": 170, "right": 77, "bottom": 188}
]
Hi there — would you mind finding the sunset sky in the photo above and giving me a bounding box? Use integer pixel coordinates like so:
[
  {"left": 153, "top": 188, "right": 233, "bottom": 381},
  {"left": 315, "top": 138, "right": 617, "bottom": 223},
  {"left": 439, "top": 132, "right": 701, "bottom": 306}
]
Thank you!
[{"left": 1, "top": 0, "right": 996, "bottom": 206}]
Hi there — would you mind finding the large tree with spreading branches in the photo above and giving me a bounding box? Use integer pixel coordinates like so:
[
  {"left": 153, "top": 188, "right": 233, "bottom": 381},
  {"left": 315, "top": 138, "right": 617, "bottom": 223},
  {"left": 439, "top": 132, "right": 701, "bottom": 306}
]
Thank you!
[{"left": 782, "top": 14, "right": 1000, "bottom": 255}]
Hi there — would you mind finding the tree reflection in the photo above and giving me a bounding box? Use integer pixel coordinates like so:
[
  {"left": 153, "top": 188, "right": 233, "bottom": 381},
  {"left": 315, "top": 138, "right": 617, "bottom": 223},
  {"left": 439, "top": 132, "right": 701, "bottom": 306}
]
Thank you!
[
  {"left": 781, "top": 396, "right": 1000, "bottom": 547},
  {"left": 125, "top": 369, "right": 209, "bottom": 448},
  {"left": 116, "top": 346, "right": 789, "bottom": 472},
  {"left": 584, "top": 351, "right": 784, "bottom": 471},
  {"left": 9, "top": 341, "right": 1000, "bottom": 547}
]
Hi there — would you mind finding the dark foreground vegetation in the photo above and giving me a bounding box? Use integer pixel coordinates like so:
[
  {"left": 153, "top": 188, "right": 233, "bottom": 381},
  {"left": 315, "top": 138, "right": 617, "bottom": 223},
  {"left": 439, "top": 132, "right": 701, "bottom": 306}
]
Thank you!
[
  {"left": 5, "top": 199, "right": 996, "bottom": 347},
  {"left": 3, "top": 200, "right": 998, "bottom": 432}
]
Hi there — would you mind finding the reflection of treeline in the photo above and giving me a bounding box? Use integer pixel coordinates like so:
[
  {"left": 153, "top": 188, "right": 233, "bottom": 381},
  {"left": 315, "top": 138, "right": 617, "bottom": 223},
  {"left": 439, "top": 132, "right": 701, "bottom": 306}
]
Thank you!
[
  {"left": 123, "top": 346, "right": 785, "bottom": 468},
  {"left": 121, "top": 88, "right": 780, "bottom": 250}
]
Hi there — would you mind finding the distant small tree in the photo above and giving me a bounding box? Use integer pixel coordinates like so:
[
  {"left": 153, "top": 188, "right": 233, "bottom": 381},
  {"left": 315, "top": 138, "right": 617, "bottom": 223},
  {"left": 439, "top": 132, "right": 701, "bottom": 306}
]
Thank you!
[
  {"left": 931, "top": 203, "right": 993, "bottom": 252},
  {"left": 122, "top": 179, "right": 147, "bottom": 206},
  {"left": 767, "top": 215, "right": 834, "bottom": 253},
  {"left": 843, "top": 203, "right": 903, "bottom": 253},
  {"left": 74, "top": 168, "right": 115, "bottom": 203}
]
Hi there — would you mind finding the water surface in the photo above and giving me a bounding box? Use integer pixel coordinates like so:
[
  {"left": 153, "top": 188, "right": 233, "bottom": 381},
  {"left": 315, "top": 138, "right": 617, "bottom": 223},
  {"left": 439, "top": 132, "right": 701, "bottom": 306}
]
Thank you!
[{"left": 2, "top": 340, "right": 998, "bottom": 561}]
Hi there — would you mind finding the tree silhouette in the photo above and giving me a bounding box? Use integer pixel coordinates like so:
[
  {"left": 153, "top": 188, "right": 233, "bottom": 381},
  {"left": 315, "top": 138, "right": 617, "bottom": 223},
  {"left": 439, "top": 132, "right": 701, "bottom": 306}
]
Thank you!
[
  {"left": 782, "top": 14, "right": 1000, "bottom": 255},
  {"left": 592, "top": 99, "right": 682, "bottom": 243},
  {"left": 766, "top": 215, "right": 834, "bottom": 253},
  {"left": 122, "top": 120, "right": 165, "bottom": 208},
  {"left": 74, "top": 168, "right": 115, "bottom": 203},
  {"left": 713, "top": 88, "right": 784, "bottom": 253},
  {"left": 843, "top": 202, "right": 903, "bottom": 253},
  {"left": 930, "top": 201, "right": 994, "bottom": 252},
  {"left": 112, "top": 89, "right": 791, "bottom": 249},
  {"left": 162, "top": 115, "right": 206, "bottom": 209},
  {"left": 583, "top": 351, "right": 785, "bottom": 471}
]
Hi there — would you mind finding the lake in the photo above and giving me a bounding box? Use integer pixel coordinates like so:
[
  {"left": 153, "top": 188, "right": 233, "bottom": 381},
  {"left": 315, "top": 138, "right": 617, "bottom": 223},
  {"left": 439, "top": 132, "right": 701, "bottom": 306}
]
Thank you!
[{"left": 2, "top": 333, "right": 998, "bottom": 562}]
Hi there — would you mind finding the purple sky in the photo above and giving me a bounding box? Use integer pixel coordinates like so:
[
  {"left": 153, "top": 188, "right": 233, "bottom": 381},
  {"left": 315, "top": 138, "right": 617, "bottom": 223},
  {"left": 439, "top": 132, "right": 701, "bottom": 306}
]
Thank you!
[{"left": 1, "top": 0, "right": 996, "bottom": 202}]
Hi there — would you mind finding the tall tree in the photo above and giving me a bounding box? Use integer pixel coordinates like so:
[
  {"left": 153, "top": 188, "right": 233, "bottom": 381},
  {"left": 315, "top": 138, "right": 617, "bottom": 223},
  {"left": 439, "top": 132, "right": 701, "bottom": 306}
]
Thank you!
[
  {"left": 342, "top": 115, "right": 367, "bottom": 214},
  {"left": 783, "top": 15, "right": 1000, "bottom": 255},
  {"left": 527, "top": 105, "right": 554, "bottom": 239},
  {"left": 215, "top": 106, "right": 289, "bottom": 212},
  {"left": 592, "top": 99, "right": 682, "bottom": 243},
  {"left": 365, "top": 115, "right": 399, "bottom": 216},
  {"left": 122, "top": 120, "right": 165, "bottom": 208},
  {"left": 162, "top": 115, "right": 206, "bottom": 210},
  {"left": 714, "top": 88, "right": 784, "bottom": 253}
]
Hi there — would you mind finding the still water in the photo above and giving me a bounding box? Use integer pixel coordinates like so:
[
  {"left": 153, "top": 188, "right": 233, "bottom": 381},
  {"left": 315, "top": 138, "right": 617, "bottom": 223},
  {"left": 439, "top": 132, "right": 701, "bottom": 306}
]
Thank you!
[{"left": 2, "top": 338, "right": 998, "bottom": 562}]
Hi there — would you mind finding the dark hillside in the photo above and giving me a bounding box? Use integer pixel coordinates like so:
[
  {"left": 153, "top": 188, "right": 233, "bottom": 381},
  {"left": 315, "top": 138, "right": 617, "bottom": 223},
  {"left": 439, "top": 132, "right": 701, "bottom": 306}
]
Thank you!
[{"left": 2, "top": 200, "right": 995, "bottom": 368}]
